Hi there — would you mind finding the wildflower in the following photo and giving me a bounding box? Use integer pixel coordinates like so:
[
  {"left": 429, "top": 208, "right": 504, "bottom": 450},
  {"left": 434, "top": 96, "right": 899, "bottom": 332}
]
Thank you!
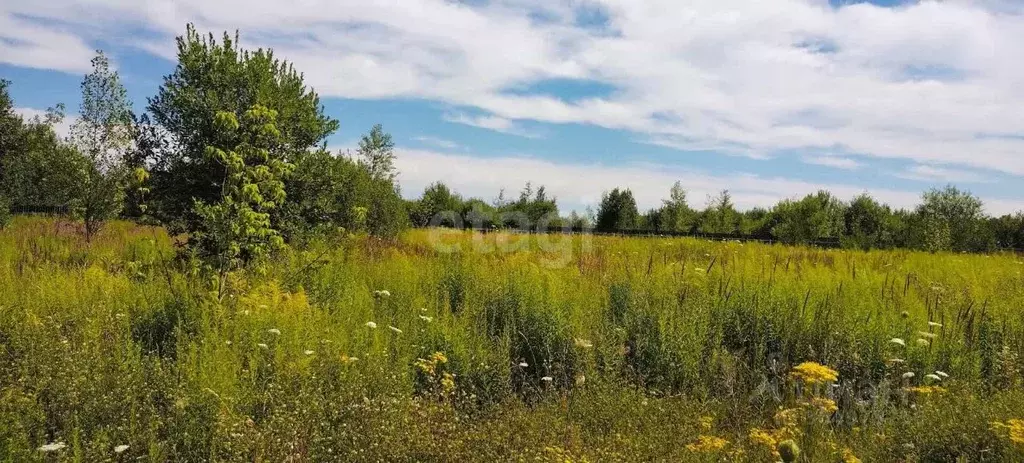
[
  {"left": 114, "top": 445, "right": 129, "bottom": 454},
  {"left": 340, "top": 354, "right": 359, "bottom": 364},
  {"left": 304, "top": 350, "right": 315, "bottom": 356},
  {"left": 928, "top": 321, "right": 943, "bottom": 328},
  {"left": 748, "top": 428, "right": 777, "bottom": 449},
  {"left": 900, "top": 311, "right": 910, "bottom": 319},
  {"left": 257, "top": 343, "right": 269, "bottom": 349},
  {"left": 441, "top": 372, "right": 456, "bottom": 393},
  {"left": 574, "top": 338, "right": 593, "bottom": 349},
  {"left": 541, "top": 376, "right": 553, "bottom": 382},
  {"left": 777, "top": 440, "right": 800, "bottom": 462},
  {"left": 575, "top": 373, "right": 586, "bottom": 386},
  {"left": 365, "top": 321, "right": 377, "bottom": 329},
  {"left": 807, "top": 397, "right": 838, "bottom": 414},
  {"left": 518, "top": 362, "right": 529, "bottom": 368},
  {"left": 916, "top": 338, "right": 931, "bottom": 347},
  {"left": 908, "top": 386, "right": 946, "bottom": 395},
  {"left": 430, "top": 352, "right": 448, "bottom": 364},
  {"left": 935, "top": 370, "right": 949, "bottom": 379},
  {"left": 389, "top": 325, "right": 402, "bottom": 334},
  {"left": 991, "top": 419, "right": 1024, "bottom": 445},
  {"left": 686, "top": 435, "right": 729, "bottom": 453},
  {"left": 790, "top": 362, "right": 839, "bottom": 385},
  {"left": 418, "top": 315, "right": 433, "bottom": 322},
  {"left": 373, "top": 290, "right": 391, "bottom": 298},
  {"left": 888, "top": 358, "right": 906, "bottom": 364},
  {"left": 889, "top": 338, "right": 906, "bottom": 347},
  {"left": 38, "top": 442, "right": 67, "bottom": 452},
  {"left": 918, "top": 331, "right": 937, "bottom": 339},
  {"left": 699, "top": 416, "right": 714, "bottom": 431},
  {"left": 842, "top": 448, "right": 862, "bottom": 463},
  {"left": 267, "top": 328, "right": 281, "bottom": 336},
  {"left": 902, "top": 372, "right": 915, "bottom": 380},
  {"left": 925, "top": 373, "right": 942, "bottom": 382},
  {"left": 225, "top": 340, "right": 232, "bottom": 345}
]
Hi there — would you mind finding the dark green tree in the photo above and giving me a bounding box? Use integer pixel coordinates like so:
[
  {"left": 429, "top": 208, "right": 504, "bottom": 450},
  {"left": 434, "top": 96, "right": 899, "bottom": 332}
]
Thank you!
[
  {"left": 412, "top": 182, "right": 463, "bottom": 227},
  {"left": 771, "top": 191, "right": 845, "bottom": 245},
  {"left": 595, "top": 188, "right": 639, "bottom": 232}
]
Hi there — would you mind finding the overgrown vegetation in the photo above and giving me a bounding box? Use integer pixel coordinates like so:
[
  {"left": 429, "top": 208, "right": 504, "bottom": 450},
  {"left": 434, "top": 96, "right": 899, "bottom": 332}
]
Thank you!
[{"left": 1, "top": 217, "right": 1023, "bottom": 461}]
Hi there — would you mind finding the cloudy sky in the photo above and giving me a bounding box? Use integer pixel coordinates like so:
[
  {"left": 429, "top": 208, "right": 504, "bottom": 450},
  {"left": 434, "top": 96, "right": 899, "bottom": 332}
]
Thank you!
[{"left": 2, "top": 0, "right": 1023, "bottom": 215}]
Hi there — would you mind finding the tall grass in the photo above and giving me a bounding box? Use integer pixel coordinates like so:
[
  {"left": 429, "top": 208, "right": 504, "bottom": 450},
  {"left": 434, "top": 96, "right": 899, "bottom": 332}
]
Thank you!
[{"left": 1, "top": 217, "right": 1023, "bottom": 461}]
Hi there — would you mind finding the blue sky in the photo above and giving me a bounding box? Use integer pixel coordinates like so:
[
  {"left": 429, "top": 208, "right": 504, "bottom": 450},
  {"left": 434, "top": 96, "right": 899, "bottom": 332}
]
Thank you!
[{"left": 2, "top": 0, "right": 1024, "bottom": 215}]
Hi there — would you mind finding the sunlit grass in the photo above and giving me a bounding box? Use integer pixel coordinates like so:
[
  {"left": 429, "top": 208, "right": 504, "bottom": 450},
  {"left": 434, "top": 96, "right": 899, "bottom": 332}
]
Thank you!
[{"left": 1, "top": 217, "right": 1023, "bottom": 461}]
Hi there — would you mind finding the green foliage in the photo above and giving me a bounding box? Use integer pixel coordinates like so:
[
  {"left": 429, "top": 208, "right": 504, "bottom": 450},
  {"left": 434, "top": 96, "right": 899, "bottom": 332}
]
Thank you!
[
  {"left": 0, "top": 107, "right": 85, "bottom": 210},
  {"left": 412, "top": 181, "right": 463, "bottom": 227},
  {"left": 190, "top": 106, "right": 291, "bottom": 273},
  {"left": 357, "top": 123, "right": 397, "bottom": 184},
  {"left": 698, "top": 190, "right": 741, "bottom": 234},
  {"left": 70, "top": 51, "right": 133, "bottom": 240},
  {"left": 596, "top": 188, "right": 640, "bottom": 232},
  {"left": 917, "top": 185, "right": 991, "bottom": 252},
  {"left": 771, "top": 190, "right": 846, "bottom": 244},
  {"left": 145, "top": 24, "right": 338, "bottom": 231}
]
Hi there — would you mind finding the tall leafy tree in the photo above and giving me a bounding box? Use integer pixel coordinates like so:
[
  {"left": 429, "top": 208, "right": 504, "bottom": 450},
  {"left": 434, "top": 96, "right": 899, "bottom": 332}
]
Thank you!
[
  {"left": 191, "top": 106, "right": 292, "bottom": 283},
  {"left": 70, "top": 51, "right": 133, "bottom": 240},
  {"left": 596, "top": 188, "right": 639, "bottom": 232},
  {"left": 145, "top": 25, "right": 338, "bottom": 231},
  {"left": 917, "top": 185, "right": 989, "bottom": 252},
  {"left": 357, "top": 124, "right": 398, "bottom": 184}
]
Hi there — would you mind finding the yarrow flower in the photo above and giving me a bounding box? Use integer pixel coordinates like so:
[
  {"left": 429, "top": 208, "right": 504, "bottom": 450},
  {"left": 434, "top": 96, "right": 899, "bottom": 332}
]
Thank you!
[
  {"left": 419, "top": 315, "right": 433, "bottom": 323},
  {"left": 902, "top": 372, "right": 915, "bottom": 380},
  {"left": 373, "top": 290, "right": 391, "bottom": 298},
  {"left": 267, "top": 328, "right": 281, "bottom": 336},
  {"left": 518, "top": 362, "right": 529, "bottom": 368},
  {"left": 935, "top": 370, "right": 949, "bottom": 379},
  {"left": 925, "top": 374, "right": 942, "bottom": 382},
  {"left": 889, "top": 338, "right": 906, "bottom": 347},
  {"left": 574, "top": 338, "right": 593, "bottom": 349},
  {"left": 928, "top": 321, "right": 943, "bottom": 328},
  {"left": 38, "top": 442, "right": 67, "bottom": 452},
  {"left": 389, "top": 325, "right": 402, "bottom": 334},
  {"left": 916, "top": 338, "right": 931, "bottom": 347},
  {"left": 304, "top": 350, "right": 315, "bottom": 356},
  {"left": 257, "top": 343, "right": 269, "bottom": 349},
  {"left": 114, "top": 445, "right": 129, "bottom": 454},
  {"left": 365, "top": 321, "right": 377, "bottom": 329},
  {"left": 541, "top": 376, "right": 553, "bottom": 382}
]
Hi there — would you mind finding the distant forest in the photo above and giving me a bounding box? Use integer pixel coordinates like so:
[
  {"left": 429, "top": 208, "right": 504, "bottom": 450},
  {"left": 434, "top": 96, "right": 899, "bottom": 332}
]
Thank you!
[{"left": 2, "top": 25, "right": 1022, "bottom": 255}]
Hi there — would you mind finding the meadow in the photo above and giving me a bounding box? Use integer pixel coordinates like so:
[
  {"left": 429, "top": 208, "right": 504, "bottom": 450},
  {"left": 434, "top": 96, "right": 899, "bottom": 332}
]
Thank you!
[{"left": 1, "top": 216, "right": 1023, "bottom": 462}]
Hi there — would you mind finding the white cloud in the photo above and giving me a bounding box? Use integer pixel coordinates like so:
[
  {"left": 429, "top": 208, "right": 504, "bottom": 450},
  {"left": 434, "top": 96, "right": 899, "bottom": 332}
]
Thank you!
[
  {"left": 394, "top": 149, "right": 1022, "bottom": 215},
  {"left": 802, "top": 155, "right": 861, "bottom": 170},
  {"left": 5, "top": 0, "right": 1024, "bottom": 178},
  {"left": 413, "top": 135, "right": 462, "bottom": 150},
  {"left": 894, "top": 164, "right": 994, "bottom": 184},
  {"left": 442, "top": 112, "right": 540, "bottom": 138}
]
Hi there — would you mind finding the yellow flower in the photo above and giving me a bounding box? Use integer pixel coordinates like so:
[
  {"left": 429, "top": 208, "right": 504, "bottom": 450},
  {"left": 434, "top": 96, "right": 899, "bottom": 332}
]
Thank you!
[
  {"left": 430, "top": 351, "right": 448, "bottom": 364},
  {"left": 699, "top": 415, "right": 714, "bottom": 431},
  {"left": 842, "top": 448, "right": 862, "bottom": 463},
  {"left": 441, "top": 372, "right": 456, "bottom": 394},
  {"left": 906, "top": 386, "right": 946, "bottom": 395},
  {"left": 805, "top": 397, "right": 838, "bottom": 414},
  {"left": 991, "top": 419, "right": 1024, "bottom": 445},
  {"left": 790, "top": 362, "right": 839, "bottom": 385},
  {"left": 749, "top": 428, "right": 777, "bottom": 449},
  {"left": 686, "top": 435, "right": 729, "bottom": 453}
]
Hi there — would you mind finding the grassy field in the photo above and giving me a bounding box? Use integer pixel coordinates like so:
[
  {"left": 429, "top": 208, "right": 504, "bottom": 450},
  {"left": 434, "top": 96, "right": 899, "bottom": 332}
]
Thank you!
[{"left": 1, "top": 216, "right": 1023, "bottom": 462}]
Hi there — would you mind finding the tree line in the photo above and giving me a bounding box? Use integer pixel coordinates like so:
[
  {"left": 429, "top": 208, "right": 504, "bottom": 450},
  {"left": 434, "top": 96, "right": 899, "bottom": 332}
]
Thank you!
[{"left": 1, "top": 25, "right": 1022, "bottom": 263}]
